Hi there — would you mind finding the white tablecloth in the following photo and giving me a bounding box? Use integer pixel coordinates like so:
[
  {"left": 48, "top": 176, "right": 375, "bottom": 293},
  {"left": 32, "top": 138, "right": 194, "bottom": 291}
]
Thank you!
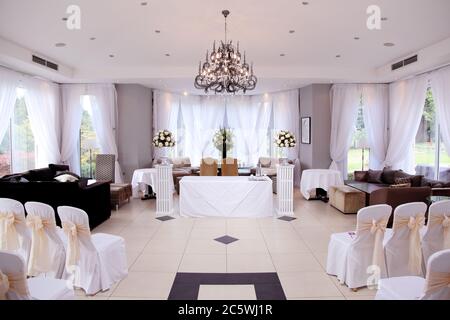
[
  {"left": 179, "top": 176, "right": 273, "bottom": 218},
  {"left": 300, "top": 169, "right": 344, "bottom": 200},
  {"left": 131, "top": 168, "right": 174, "bottom": 198}
]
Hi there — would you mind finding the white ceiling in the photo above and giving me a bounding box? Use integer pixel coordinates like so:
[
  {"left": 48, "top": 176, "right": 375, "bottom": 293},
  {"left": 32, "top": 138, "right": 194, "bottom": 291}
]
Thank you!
[{"left": 1, "top": 0, "right": 450, "bottom": 94}]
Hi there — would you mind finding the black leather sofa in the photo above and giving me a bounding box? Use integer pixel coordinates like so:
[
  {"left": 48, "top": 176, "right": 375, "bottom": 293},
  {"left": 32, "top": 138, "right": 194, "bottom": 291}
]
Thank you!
[{"left": 0, "top": 164, "right": 111, "bottom": 229}]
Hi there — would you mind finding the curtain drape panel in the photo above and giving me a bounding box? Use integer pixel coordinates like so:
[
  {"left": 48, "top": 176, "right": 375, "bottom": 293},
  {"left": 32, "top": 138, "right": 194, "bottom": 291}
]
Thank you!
[
  {"left": 329, "top": 84, "right": 361, "bottom": 179},
  {"left": 0, "top": 68, "right": 20, "bottom": 145},
  {"left": 384, "top": 76, "right": 428, "bottom": 173},
  {"left": 431, "top": 66, "right": 450, "bottom": 158},
  {"left": 361, "top": 84, "right": 389, "bottom": 170}
]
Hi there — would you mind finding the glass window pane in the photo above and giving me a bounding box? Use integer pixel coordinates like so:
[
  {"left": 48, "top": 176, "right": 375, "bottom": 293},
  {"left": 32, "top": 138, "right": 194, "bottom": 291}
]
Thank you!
[
  {"left": 12, "top": 96, "right": 35, "bottom": 173},
  {"left": 0, "top": 124, "right": 11, "bottom": 177},
  {"left": 439, "top": 138, "right": 450, "bottom": 182},
  {"left": 347, "top": 101, "right": 369, "bottom": 179},
  {"left": 80, "top": 96, "right": 100, "bottom": 178},
  {"left": 414, "top": 88, "right": 436, "bottom": 180}
]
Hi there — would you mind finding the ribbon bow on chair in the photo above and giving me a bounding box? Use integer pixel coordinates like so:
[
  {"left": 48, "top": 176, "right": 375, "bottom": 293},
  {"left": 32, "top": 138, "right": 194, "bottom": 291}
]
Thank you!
[
  {"left": 0, "top": 212, "right": 21, "bottom": 251},
  {"left": 394, "top": 214, "right": 425, "bottom": 275},
  {"left": 62, "top": 221, "right": 90, "bottom": 271},
  {"left": 424, "top": 270, "right": 450, "bottom": 295},
  {"left": 26, "top": 215, "right": 52, "bottom": 276},
  {"left": 429, "top": 214, "right": 450, "bottom": 250},
  {"left": 0, "top": 270, "right": 30, "bottom": 300},
  {"left": 359, "top": 218, "right": 388, "bottom": 270}
]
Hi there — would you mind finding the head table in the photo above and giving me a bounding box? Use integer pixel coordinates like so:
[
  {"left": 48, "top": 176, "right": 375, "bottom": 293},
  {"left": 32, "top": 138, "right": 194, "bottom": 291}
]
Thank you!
[{"left": 179, "top": 176, "right": 273, "bottom": 218}]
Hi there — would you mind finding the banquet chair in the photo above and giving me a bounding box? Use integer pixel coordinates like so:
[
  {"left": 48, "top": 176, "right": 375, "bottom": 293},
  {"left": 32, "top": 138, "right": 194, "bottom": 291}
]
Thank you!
[
  {"left": 0, "top": 198, "right": 31, "bottom": 265},
  {"left": 200, "top": 158, "right": 218, "bottom": 176},
  {"left": 422, "top": 200, "right": 450, "bottom": 265},
  {"left": 24, "top": 202, "right": 66, "bottom": 278},
  {"left": 57, "top": 206, "right": 128, "bottom": 295},
  {"left": 384, "top": 202, "right": 427, "bottom": 277},
  {"left": 375, "top": 249, "right": 450, "bottom": 300},
  {"left": 222, "top": 158, "right": 238, "bottom": 176},
  {"left": 0, "top": 250, "right": 74, "bottom": 300},
  {"left": 326, "top": 204, "right": 392, "bottom": 290}
]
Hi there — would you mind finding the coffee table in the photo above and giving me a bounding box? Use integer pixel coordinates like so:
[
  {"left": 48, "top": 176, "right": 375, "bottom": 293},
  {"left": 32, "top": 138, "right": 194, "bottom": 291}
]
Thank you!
[{"left": 344, "top": 181, "right": 389, "bottom": 205}]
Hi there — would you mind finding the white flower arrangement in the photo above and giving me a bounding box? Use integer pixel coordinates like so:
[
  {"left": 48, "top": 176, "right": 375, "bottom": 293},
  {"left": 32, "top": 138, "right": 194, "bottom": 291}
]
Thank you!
[
  {"left": 274, "top": 130, "right": 296, "bottom": 148},
  {"left": 152, "top": 130, "right": 176, "bottom": 148},
  {"left": 213, "top": 128, "right": 234, "bottom": 152}
]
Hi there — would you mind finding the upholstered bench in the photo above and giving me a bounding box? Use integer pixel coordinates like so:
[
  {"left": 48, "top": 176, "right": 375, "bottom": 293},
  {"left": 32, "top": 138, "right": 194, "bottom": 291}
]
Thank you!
[
  {"left": 329, "top": 185, "right": 365, "bottom": 214},
  {"left": 110, "top": 183, "right": 132, "bottom": 210}
]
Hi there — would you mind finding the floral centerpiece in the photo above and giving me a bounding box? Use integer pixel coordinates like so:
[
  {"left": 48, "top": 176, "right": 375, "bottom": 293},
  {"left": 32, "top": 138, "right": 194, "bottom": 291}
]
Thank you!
[
  {"left": 153, "top": 130, "right": 175, "bottom": 165},
  {"left": 274, "top": 130, "right": 296, "bottom": 165},
  {"left": 213, "top": 128, "right": 234, "bottom": 159}
]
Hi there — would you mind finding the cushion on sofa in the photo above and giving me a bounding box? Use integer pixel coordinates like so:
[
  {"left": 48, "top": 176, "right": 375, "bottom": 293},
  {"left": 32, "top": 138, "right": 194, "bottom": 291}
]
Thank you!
[
  {"left": 27, "top": 168, "right": 55, "bottom": 181},
  {"left": 381, "top": 169, "right": 399, "bottom": 185},
  {"left": 54, "top": 172, "right": 80, "bottom": 182},
  {"left": 49, "top": 164, "right": 70, "bottom": 175},
  {"left": 354, "top": 171, "right": 368, "bottom": 182},
  {"left": 367, "top": 170, "right": 383, "bottom": 184}
]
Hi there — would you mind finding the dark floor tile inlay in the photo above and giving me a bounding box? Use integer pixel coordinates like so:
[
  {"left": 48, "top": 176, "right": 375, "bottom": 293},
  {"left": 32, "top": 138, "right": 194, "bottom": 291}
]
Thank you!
[
  {"left": 168, "top": 273, "right": 286, "bottom": 300},
  {"left": 156, "top": 215, "right": 175, "bottom": 221},
  {"left": 214, "top": 235, "right": 239, "bottom": 244},
  {"left": 278, "top": 216, "right": 297, "bottom": 222}
]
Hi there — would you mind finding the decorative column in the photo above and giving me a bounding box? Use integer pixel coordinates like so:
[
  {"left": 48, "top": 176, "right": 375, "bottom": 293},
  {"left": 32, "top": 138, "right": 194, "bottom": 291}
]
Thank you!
[
  {"left": 276, "top": 164, "right": 294, "bottom": 216},
  {"left": 156, "top": 165, "right": 174, "bottom": 216}
]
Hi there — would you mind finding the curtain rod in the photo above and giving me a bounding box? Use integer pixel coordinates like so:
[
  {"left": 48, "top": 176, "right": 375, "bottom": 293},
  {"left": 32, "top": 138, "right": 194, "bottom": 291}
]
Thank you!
[
  {"left": 397, "top": 62, "right": 450, "bottom": 82},
  {"left": 0, "top": 63, "right": 59, "bottom": 85}
]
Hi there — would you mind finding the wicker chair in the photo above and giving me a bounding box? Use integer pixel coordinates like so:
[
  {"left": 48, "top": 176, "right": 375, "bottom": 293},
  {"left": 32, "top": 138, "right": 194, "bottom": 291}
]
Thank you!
[
  {"left": 222, "top": 158, "right": 238, "bottom": 176},
  {"left": 200, "top": 158, "right": 218, "bottom": 176}
]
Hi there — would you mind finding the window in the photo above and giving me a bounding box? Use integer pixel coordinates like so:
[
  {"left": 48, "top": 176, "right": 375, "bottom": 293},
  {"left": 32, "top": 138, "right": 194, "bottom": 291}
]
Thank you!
[
  {"left": 0, "top": 88, "right": 37, "bottom": 176},
  {"left": 347, "top": 100, "right": 370, "bottom": 179},
  {"left": 79, "top": 96, "right": 100, "bottom": 178},
  {"left": 414, "top": 88, "right": 450, "bottom": 182}
]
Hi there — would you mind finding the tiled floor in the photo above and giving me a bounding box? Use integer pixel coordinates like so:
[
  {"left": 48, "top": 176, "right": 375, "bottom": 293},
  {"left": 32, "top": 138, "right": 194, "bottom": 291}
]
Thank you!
[{"left": 76, "top": 189, "right": 376, "bottom": 300}]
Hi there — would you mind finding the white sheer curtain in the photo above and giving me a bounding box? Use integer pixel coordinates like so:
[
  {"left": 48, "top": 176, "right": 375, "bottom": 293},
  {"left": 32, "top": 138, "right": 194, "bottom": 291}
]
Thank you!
[
  {"left": 88, "top": 84, "right": 123, "bottom": 183},
  {"left": 273, "top": 90, "right": 300, "bottom": 160},
  {"left": 61, "top": 84, "right": 84, "bottom": 174},
  {"left": 361, "top": 84, "right": 389, "bottom": 170},
  {"left": 431, "top": 66, "right": 450, "bottom": 157},
  {"left": 23, "top": 78, "right": 61, "bottom": 168},
  {"left": 152, "top": 90, "right": 180, "bottom": 160},
  {"left": 329, "top": 84, "right": 361, "bottom": 179},
  {"left": 384, "top": 76, "right": 428, "bottom": 173},
  {"left": 0, "top": 68, "right": 20, "bottom": 144}
]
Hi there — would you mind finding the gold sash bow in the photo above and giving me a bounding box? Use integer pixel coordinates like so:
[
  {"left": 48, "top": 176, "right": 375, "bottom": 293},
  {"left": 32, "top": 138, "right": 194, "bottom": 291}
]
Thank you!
[
  {"left": 358, "top": 219, "right": 388, "bottom": 270},
  {"left": 0, "top": 270, "right": 30, "bottom": 300},
  {"left": 393, "top": 215, "right": 425, "bottom": 275},
  {"left": 0, "top": 211, "right": 22, "bottom": 251},
  {"left": 424, "top": 271, "right": 450, "bottom": 295},
  {"left": 62, "top": 221, "right": 90, "bottom": 270},
  {"left": 429, "top": 214, "right": 450, "bottom": 249},
  {"left": 25, "top": 215, "right": 52, "bottom": 276}
]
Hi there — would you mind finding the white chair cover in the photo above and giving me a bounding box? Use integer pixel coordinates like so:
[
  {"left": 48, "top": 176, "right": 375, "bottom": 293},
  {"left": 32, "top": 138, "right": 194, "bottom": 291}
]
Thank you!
[
  {"left": 0, "top": 250, "right": 73, "bottom": 300},
  {"left": 384, "top": 202, "right": 427, "bottom": 277},
  {"left": 326, "top": 204, "right": 392, "bottom": 289},
  {"left": 24, "top": 202, "right": 66, "bottom": 278},
  {"left": 0, "top": 198, "right": 31, "bottom": 265},
  {"left": 376, "top": 249, "right": 450, "bottom": 300},
  {"left": 57, "top": 206, "right": 128, "bottom": 295},
  {"left": 422, "top": 200, "right": 450, "bottom": 265}
]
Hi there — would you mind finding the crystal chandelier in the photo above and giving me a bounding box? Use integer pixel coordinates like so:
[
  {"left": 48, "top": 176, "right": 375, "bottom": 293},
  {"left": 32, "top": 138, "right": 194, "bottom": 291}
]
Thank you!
[{"left": 194, "top": 10, "right": 257, "bottom": 94}]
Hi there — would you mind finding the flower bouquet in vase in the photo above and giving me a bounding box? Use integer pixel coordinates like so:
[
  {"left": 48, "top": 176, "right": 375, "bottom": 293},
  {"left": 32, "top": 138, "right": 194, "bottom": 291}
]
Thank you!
[
  {"left": 152, "top": 129, "right": 176, "bottom": 165},
  {"left": 274, "top": 130, "right": 296, "bottom": 165},
  {"left": 213, "top": 127, "right": 234, "bottom": 160}
]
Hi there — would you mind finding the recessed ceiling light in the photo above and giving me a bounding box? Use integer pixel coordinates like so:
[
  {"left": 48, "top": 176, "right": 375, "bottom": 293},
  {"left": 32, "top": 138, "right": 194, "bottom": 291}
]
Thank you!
[
  {"left": 165, "top": 53, "right": 170, "bottom": 57},
  {"left": 140, "top": 1, "right": 148, "bottom": 5},
  {"left": 62, "top": 17, "right": 68, "bottom": 21},
  {"left": 280, "top": 53, "right": 286, "bottom": 57},
  {"left": 109, "top": 54, "right": 115, "bottom": 58},
  {"left": 381, "top": 17, "right": 388, "bottom": 21},
  {"left": 155, "top": 30, "right": 161, "bottom": 33},
  {"left": 354, "top": 36, "right": 360, "bottom": 40},
  {"left": 289, "top": 30, "right": 295, "bottom": 34},
  {"left": 384, "top": 42, "right": 395, "bottom": 47},
  {"left": 55, "top": 43, "right": 66, "bottom": 47},
  {"left": 336, "top": 54, "right": 341, "bottom": 58},
  {"left": 302, "top": 1, "right": 309, "bottom": 5},
  {"left": 90, "top": 37, "right": 96, "bottom": 41}
]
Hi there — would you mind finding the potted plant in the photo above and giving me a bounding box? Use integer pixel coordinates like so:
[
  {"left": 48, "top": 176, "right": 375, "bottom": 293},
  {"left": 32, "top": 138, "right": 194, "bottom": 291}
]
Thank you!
[
  {"left": 274, "top": 130, "right": 296, "bottom": 165},
  {"left": 152, "top": 129, "right": 176, "bottom": 165}
]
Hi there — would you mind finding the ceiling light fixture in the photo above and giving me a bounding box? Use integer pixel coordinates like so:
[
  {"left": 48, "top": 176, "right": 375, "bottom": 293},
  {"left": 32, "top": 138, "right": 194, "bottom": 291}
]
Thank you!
[
  {"left": 55, "top": 43, "right": 66, "bottom": 47},
  {"left": 90, "top": 37, "right": 96, "bottom": 41},
  {"left": 280, "top": 53, "right": 286, "bottom": 57},
  {"left": 165, "top": 53, "right": 170, "bottom": 56},
  {"left": 194, "top": 10, "right": 257, "bottom": 94},
  {"left": 384, "top": 42, "right": 395, "bottom": 47},
  {"left": 354, "top": 36, "right": 360, "bottom": 40},
  {"left": 140, "top": 2, "right": 148, "bottom": 6},
  {"left": 109, "top": 54, "right": 115, "bottom": 58},
  {"left": 289, "top": 30, "right": 295, "bottom": 34},
  {"left": 302, "top": 2, "right": 309, "bottom": 5},
  {"left": 381, "top": 17, "right": 388, "bottom": 21},
  {"left": 336, "top": 54, "right": 341, "bottom": 58},
  {"left": 62, "top": 17, "right": 68, "bottom": 21},
  {"left": 155, "top": 30, "right": 161, "bottom": 33}
]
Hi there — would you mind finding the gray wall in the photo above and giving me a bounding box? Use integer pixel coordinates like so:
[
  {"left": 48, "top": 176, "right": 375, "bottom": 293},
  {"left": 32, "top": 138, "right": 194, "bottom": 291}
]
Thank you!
[
  {"left": 116, "top": 84, "right": 153, "bottom": 182},
  {"left": 299, "top": 84, "right": 332, "bottom": 171}
]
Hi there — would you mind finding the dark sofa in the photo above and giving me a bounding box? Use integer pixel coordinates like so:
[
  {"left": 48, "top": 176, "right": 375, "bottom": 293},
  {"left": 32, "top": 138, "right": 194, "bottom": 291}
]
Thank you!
[{"left": 0, "top": 165, "right": 111, "bottom": 229}]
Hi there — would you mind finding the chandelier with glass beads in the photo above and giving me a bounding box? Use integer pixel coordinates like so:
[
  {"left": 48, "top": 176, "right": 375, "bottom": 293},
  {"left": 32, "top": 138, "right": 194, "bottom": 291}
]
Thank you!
[{"left": 194, "top": 10, "right": 257, "bottom": 94}]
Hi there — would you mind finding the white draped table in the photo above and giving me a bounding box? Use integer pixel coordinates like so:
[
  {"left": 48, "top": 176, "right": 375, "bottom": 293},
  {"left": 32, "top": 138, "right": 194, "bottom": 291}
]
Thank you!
[
  {"left": 179, "top": 176, "right": 273, "bottom": 218},
  {"left": 131, "top": 168, "right": 174, "bottom": 198},
  {"left": 300, "top": 169, "right": 344, "bottom": 200}
]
